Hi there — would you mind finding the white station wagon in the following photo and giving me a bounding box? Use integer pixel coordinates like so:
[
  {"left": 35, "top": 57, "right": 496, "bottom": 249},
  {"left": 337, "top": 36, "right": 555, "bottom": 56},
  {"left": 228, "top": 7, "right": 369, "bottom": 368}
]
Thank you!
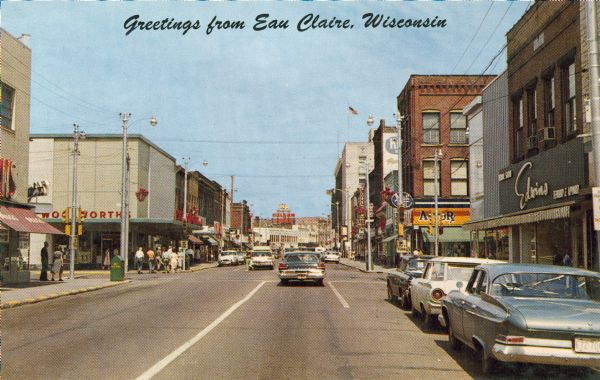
[{"left": 410, "top": 257, "right": 504, "bottom": 326}]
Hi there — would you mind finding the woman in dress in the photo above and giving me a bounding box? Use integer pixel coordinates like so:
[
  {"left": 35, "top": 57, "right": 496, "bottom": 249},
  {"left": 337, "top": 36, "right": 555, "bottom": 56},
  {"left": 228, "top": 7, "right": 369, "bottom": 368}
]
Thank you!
[
  {"left": 51, "top": 247, "right": 64, "bottom": 281},
  {"left": 102, "top": 249, "right": 111, "bottom": 270}
]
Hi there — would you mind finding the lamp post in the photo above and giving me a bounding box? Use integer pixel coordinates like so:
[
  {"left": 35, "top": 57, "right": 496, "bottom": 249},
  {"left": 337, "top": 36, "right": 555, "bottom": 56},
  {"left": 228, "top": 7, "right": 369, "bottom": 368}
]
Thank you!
[
  {"left": 70, "top": 124, "right": 85, "bottom": 280},
  {"left": 181, "top": 156, "right": 190, "bottom": 271},
  {"left": 358, "top": 153, "right": 373, "bottom": 271},
  {"left": 434, "top": 149, "right": 443, "bottom": 256},
  {"left": 120, "top": 113, "right": 157, "bottom": 274}
]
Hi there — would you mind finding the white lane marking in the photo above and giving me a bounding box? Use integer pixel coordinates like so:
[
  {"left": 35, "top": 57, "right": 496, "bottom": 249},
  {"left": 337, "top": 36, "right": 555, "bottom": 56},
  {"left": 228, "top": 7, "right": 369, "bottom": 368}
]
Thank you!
[
  {"left": 135, "top": 281, "right": 266, "bottom": 380},
  {"left": 328, "top": 281, "right": 350, "bottom": 309}
]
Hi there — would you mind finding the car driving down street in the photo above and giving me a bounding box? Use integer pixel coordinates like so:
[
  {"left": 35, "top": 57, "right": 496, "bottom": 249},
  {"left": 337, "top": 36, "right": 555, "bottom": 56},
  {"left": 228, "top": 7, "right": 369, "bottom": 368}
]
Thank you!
[{"left": 278, "top": 252, "right": 326, "bottom": 286}]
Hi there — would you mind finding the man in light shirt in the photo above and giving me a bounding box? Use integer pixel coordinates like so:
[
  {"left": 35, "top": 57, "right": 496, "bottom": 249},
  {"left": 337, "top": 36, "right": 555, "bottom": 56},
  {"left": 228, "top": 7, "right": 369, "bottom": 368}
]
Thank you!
[{"left": 135, "top": 247, "right": 145, "bottom": 274}]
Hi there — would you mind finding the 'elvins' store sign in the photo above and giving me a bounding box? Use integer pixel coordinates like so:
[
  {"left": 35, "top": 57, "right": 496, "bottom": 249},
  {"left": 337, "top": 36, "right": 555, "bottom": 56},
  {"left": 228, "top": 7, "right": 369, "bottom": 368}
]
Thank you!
[
  {"left": 39, "top": 210, "right": 131, "bottom": 219},
  {"left": 498, "top": 139, "right": 585, "bottom": 214}
]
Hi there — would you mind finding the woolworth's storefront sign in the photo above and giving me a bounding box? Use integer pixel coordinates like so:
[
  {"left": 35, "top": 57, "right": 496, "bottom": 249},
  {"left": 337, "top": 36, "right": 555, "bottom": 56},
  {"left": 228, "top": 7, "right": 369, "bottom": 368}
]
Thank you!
[{"left": 498, "top": 139, "right": 584, "bottom": 214}]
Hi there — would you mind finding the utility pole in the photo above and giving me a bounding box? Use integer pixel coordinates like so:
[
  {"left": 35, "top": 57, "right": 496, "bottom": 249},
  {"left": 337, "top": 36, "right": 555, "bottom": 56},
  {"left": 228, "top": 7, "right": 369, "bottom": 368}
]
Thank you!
[
  {"left": 120, "top": 112, "right": 130, "bottom": 273},
  {"left": 587, "top": 0, "right": 600, "bottom": 272},
  {"left": 395, "top": 113, "right": 405, "bottom": 258},
  {"left": 361, "top": 156, "right": 373, "bottom": 272},
  {"left": 230, "top": 175, "right": 235, "bottom": 241},
  {"left": 70, "top": 124, "right": 85, "bottom": 280},
  {"left": 434, "top": 149, "right": 442, "bottom": 256},
  {"left": 182, "top": 156, "right": 190, "bottom": 271}
]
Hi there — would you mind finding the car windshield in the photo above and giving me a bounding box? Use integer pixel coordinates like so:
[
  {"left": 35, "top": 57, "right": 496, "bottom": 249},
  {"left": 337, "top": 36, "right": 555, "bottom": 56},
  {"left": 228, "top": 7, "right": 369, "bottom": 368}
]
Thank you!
[
  {"left": 284, "top": 254, "right": 319, "bottom": 264},
  {"left": 252, "top": 252, "right": 271, "bottom": 257},
  {"left": 491, "top": 273, "right": 600, "bottom": 301},
  {"left": 446, "top": 265, "right": 477, "bottom": 281},
  {"left": 408, "top": 260, "right": 426, "bottom": 270},
  {"left": 221, "top": 252, "right": 236, "bottom": 256}
]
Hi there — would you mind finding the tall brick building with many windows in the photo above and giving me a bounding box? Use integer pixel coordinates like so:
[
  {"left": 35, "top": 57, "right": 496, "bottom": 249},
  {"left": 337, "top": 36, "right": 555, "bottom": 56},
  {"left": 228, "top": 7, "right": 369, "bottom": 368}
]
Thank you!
[{"left": 396, "top": 75, "right": 494, "bottom": 255}]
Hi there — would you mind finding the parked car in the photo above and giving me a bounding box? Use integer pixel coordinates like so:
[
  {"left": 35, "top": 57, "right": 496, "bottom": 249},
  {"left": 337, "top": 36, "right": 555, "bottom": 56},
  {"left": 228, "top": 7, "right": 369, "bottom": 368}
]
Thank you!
[
  {"left": 279, "top": 252, "right": 325, "bottom": 286},
  {"left": 387, "top": 255, "right": 435, "bottom": 309},
  {"left": 218, "top": 251, "right": 239, "bottom": 266},
  {"left": 323, "top": 251, "right": 340, "bottom": 264},
  {"left": 441, "top": 263, "right": 600, "bottom": 374},
  {"left": 249, "top": 247, "right": 274, "bottom": 270},
  {"left": 410, "top": 257, "right": 504, "bottom": 326}
]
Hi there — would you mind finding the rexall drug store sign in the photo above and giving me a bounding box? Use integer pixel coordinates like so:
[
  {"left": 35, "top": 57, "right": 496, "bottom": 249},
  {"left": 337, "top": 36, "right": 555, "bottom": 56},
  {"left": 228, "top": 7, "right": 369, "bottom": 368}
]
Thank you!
[{"left": 498, "top": 139, "right": 585, "bottom": 214}]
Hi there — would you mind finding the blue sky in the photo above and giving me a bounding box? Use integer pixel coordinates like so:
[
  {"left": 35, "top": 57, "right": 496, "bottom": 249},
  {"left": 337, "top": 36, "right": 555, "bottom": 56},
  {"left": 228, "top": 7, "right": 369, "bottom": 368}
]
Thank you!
[{"left": 1, "top": 1, "right": 531, "bottom": 218}]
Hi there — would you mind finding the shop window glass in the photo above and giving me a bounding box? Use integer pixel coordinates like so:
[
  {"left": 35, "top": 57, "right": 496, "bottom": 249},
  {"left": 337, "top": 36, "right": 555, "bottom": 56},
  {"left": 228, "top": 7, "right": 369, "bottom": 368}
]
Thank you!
[
  {"left": 544, "top": 75, "right": 555, "bottom": 128},
  {"left": 513, "top": 96, "right": 525, "bottom": 160}
]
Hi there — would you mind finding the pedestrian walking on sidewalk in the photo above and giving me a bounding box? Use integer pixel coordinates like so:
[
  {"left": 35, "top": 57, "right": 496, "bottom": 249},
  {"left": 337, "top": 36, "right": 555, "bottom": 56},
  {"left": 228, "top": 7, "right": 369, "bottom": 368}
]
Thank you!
[
  {"left": 102, "top": 249, "right": 111, "bottom": 270},
  {"left": 169, "top": 247, "right": 178, "bottom": 273},
  {"left": 40, "top": 241, "right": 49, "bottom": 281},
  {"left": 51, "top": 246, "right": 64, "bottom": 281},
  {"left": 177, "top": 248, "right": 185, "bottom": 271},
  {"left": 135, "top": 247, "right": 145, "bottom": 274},
  {"left": 147, "top": 247, "right": 156, "bottom": 273},
  {"left": 155, "top": 247, "right": 164, "bottom": 272},
  {"left": 163, "top": 246, "right": 172, "bottom": 273}
]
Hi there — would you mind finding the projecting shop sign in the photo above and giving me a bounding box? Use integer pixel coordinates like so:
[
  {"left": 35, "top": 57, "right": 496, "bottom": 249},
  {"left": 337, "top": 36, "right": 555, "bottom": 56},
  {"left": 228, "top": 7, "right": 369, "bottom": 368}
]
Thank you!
[{"left": 498, "top": 139, "right": 585, "bottom": 214}]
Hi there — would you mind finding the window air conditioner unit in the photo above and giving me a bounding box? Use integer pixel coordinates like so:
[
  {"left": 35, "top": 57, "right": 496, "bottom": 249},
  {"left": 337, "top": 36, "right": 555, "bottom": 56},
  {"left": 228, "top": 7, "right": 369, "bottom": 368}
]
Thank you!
[
  {"left": 528, "top": 135, "right": 538, "bottom": 150},
  {"left": 540, "top": 127, "right": 556, "bottom": 142}
]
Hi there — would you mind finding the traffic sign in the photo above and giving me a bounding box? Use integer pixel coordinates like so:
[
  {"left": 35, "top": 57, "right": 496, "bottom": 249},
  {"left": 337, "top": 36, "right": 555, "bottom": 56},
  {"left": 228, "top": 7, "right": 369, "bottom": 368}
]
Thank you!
[{"left": 390, "top": 192, "right": 414, "bottom": 209}]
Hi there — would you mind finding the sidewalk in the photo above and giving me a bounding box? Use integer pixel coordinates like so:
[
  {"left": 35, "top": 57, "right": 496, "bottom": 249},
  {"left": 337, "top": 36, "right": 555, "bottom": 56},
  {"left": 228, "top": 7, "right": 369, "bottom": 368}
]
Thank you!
[
  {"left": 28, "top": 262, "right": 219, "bottom": 278},
  {"left": 1, "top": 278, "right": 130, "bottom": 309},
  {"left": 3, "top": 262, "right": 218, "bottom": 309},
  {"left": 339, "top": 258, "right": 394, "bottom": 274}
]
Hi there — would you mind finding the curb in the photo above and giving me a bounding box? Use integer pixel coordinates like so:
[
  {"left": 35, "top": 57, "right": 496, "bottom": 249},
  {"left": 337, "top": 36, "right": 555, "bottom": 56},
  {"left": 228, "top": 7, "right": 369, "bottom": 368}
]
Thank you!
[
  {"left": 339, "top": 261, "right": 386, "bottom": 274},
  {"left": 1, "top": 280, "right": 131, "bottom": 309},
  {"left": 188, "top": 264, "right": 219, "bottom": 273}
]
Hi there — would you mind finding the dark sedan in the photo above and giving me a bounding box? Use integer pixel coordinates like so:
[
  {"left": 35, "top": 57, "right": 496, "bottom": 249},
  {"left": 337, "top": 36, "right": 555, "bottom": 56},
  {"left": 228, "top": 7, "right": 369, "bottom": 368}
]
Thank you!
[
  {"left": 387, "top": 255, "right": 434, "bottom": 309},
  {"left": 278, "top": 252, "right": 325, "bottom": 286},
  {"left": 441, "top": 263, "right": 600, "bottom": 375}
]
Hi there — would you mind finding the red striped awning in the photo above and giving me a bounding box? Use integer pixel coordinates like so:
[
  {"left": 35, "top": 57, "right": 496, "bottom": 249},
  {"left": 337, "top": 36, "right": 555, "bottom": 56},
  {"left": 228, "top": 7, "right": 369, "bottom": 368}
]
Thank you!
[
  {"left": 0, "top": 206, "right": 64, "bottom": 234},
  {"left": 188, "top": 234, "right": 203, "bottom": 245}
]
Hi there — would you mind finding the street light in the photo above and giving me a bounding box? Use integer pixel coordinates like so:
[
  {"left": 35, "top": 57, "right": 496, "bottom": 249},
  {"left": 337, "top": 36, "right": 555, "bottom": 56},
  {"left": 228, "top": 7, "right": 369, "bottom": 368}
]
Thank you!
[
  {"left": 120, "top": 113, "right": 157, "bottom": 274},
  {"left": 181, "top": 156, "right": 190, "bottom": 271},
  {"left": 70, "top": 124, "right": 85, "bottom": 280},
  {"left": 358, "top": 151, "right": 373, "bottom": 271}
]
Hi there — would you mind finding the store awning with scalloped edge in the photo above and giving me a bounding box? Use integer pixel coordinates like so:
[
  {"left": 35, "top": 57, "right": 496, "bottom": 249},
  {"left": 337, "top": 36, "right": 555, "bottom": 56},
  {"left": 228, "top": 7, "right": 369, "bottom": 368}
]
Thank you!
[{"left": 0, "top": 206, "right": 64, "bottom": 234}]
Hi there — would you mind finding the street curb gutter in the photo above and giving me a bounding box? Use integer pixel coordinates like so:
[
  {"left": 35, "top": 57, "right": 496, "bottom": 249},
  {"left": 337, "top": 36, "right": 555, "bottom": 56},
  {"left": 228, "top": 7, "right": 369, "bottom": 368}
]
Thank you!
[
  {"left": 339, "top": 261, "right": 385, "bottom": 274},
  {"left": 1, "top": 280, "right": 131, "bottom": 309},
  {"left": 188, "top": 263, "right": 219, "bottom": 273}
]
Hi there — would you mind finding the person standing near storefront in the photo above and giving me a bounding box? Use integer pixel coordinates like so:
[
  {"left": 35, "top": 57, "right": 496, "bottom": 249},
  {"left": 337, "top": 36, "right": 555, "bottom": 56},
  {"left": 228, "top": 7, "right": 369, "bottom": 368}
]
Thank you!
[
  {"left": 51, "top": 246, "right": 64, "bottom": 281},
  {"left": 40, "top": 241, "right": 49, "bottom": 281},
  {"left": 135, "top": 247, "right": 145, "bottom": 274},
  {"left": 169, "top": 247, "right": 178, "bottom": 273},
  {"left": 146, "top": 247, "right": 156, "bottom": 273},
  {"left": 178, "top": 248, "right": 185, "bottom": 271},
  {"left": 102, "top": 248, "right": 111, "bottom": 270}
]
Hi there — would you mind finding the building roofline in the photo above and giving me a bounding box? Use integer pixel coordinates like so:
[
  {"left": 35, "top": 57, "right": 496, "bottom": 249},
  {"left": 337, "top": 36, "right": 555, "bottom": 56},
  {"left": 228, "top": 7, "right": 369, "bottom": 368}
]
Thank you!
[
  {"left": 30, "top": 133, "right": 176, "bottom": 162},
  {"left": 0, "top": 28, "right": 32, "bottom": 51}
]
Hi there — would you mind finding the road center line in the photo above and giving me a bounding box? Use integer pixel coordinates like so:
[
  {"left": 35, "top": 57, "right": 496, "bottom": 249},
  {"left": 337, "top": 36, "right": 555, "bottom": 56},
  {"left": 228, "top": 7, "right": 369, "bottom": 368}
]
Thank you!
[
  {"left": 135, "top": 281, "right": 266, "bottom": 380},
  {"left": 328, "top": 281, "right": 350, "bottom": 308}
]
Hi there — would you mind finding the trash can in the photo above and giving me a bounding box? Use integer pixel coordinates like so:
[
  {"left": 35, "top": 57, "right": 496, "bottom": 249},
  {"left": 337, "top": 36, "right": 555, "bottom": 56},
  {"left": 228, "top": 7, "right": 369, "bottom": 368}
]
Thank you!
[{"left": 110, "top": 256, "right": 124, "bottom": 281}]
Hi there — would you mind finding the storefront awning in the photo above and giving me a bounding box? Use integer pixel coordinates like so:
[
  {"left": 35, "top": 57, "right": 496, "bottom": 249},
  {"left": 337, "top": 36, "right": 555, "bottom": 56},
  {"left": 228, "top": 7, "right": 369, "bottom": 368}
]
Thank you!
[
  {"left": 187, "top": 234, "right": 203, "bottom": 244},
  {"left": 423, "top": 227, "right": 470, "bottom": 243},
  {"left": 201, "top": 236, "right": 218, "bottom": 246},
  {"left": 0, "top": 206, "right": 64, "bottom": 234},
  {"left": 463, "top": 202, "right": 573, "bottom": 231}
]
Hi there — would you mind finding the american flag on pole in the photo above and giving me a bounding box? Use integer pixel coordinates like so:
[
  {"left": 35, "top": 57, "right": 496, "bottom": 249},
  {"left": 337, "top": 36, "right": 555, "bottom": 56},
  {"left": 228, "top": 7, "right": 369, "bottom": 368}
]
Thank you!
[{"left": 348, "top": 106, "right": 358, "bottom": 115}]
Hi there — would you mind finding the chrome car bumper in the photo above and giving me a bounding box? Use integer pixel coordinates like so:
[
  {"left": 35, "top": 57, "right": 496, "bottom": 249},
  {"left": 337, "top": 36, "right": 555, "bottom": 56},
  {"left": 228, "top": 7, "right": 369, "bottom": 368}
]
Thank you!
[
  {"left": 493, "top": 343, "right": 600, "bottom": 367},
  {"left": 427, "top": 302, "right": 442, "bottom": 315},
  {"left": 279, "top": 271, "right": 325, "bottom": 281}
]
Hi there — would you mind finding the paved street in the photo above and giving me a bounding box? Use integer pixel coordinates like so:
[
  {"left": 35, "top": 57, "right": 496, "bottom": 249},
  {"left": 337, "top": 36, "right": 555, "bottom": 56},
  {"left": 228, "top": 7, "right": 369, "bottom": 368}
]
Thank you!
[{"left": 2, "top": 264, "right": 597, "bottom": 380}]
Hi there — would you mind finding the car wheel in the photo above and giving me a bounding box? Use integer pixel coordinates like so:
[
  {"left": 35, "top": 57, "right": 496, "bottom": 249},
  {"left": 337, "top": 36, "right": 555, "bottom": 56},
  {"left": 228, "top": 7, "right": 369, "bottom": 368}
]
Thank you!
[
  {"left": 401, "top": 293, "right": 410, "bottom": 310},
  {"left": 411, "top": 303, "right": 419, "bottom": 317},
  {"left": 317, "top": 279, "right": 324, "bottom": 286},
  {"left": 387, "top": 284, "right": 398, "bottom": 304},
  {"left": 448, "top": 323, "right": 462, "bottom": 351},
  {"left": 280, "top": 279, "right": 288, "bottom": 286}
]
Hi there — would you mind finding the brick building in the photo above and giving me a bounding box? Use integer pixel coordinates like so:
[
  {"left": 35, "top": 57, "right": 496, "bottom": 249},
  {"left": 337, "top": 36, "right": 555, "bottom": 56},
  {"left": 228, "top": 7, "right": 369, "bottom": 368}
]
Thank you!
[
  {"left": 397, "top": 74, "right": 495, "bottom": 255},
  {"left": 231, "top": 201, "right": 251, "bottom": 246}
]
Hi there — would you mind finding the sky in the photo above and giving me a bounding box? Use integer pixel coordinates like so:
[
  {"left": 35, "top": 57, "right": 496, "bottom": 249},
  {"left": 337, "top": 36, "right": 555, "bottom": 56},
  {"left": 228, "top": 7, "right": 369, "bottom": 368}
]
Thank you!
[{"left": 1, "top": 1, "right": 532, "bottom": 218}]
